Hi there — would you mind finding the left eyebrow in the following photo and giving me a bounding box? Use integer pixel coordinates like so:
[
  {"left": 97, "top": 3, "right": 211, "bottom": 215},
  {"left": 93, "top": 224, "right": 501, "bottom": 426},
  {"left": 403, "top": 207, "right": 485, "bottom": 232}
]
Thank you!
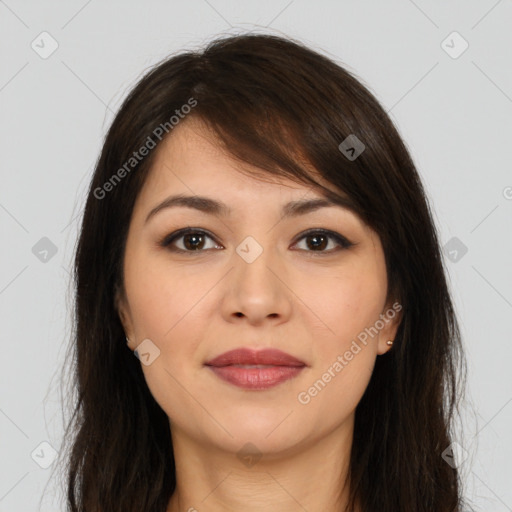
[{"left": 144, "top": 194, "right": 356, "bottom": 224}]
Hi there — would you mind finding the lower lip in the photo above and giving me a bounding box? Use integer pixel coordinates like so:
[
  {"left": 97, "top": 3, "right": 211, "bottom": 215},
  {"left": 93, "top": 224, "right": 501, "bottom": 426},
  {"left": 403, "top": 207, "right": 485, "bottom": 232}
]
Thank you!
[{"left": 206, "top": 365, "right": 304, "bottom": 390}]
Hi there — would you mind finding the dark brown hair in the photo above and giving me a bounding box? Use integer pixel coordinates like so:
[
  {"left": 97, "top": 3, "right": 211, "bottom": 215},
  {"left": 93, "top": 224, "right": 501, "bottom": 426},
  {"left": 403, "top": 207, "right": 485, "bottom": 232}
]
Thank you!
[{"left": 57, "top": 33, "right": 468, "bottom": 511}]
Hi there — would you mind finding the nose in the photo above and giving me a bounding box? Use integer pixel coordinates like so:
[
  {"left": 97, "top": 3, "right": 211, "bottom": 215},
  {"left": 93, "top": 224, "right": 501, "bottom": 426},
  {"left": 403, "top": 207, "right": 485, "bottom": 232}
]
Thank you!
[{"left": 220, "top": 242, "right": 293, "bottom": 326}]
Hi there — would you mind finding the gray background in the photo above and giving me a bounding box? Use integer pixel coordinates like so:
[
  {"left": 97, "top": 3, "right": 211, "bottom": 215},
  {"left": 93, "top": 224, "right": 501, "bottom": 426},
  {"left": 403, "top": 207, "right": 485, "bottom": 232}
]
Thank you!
[{"left": 1, "top": 1, "right": 511, "bottom": 510}]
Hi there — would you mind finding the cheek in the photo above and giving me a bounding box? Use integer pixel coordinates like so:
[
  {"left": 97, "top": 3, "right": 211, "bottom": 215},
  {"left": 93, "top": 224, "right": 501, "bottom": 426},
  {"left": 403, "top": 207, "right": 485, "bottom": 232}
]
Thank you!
[
  {"left": 307, "top": 266, "right": 386, "bottom": 350},
  {"left": 124, "top": 251, "right": 213, "bottom": 394},
  {"left": 296, "top": 345, "right": 375, "bottom": 429},
  {"left": 293, "top": 264, "right": 383, "bottom": 415},
  {"left": 297, "top": 271, "right": 382, "bottom": 411},
  {"left": 124, "top": 248, "right": 204, "bottom": 340}
]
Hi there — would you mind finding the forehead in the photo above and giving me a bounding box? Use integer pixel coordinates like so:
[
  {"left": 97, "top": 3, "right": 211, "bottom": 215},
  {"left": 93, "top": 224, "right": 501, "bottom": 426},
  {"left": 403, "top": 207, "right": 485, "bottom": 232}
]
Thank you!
[
  {"left": 138, "top": 117, "right": 324, "bottom": 205},
  {"left": 131, "top": 116, "right": 371, "bottom": 239}
]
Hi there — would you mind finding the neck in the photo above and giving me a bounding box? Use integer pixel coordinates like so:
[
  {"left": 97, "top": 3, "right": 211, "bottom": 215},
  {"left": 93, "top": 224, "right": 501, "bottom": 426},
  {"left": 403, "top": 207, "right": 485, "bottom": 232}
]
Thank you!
[{"left": 166, "top": 416, "right": 358, "bottom": 512}]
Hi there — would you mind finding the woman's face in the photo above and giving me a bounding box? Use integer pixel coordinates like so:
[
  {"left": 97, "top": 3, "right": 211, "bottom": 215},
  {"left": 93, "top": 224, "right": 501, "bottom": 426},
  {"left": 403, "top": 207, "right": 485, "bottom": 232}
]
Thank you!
[{"left": 117, "top": 116, "right": 400, "bottom": 457}]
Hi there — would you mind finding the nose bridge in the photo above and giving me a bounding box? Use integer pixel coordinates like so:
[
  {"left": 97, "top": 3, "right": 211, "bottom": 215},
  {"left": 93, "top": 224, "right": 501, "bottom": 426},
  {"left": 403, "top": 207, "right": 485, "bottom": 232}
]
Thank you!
[
  {"left": 234, "top": 233, "right": 278, "bottom": 293},
  {"left": 223, "top": 233, "right": 291, "bottom": 322}
]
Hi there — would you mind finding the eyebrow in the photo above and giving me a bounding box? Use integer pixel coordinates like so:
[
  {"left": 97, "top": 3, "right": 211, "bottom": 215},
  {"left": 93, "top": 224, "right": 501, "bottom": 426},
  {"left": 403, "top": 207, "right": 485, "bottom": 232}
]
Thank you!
[{"left": 145, "top": 193, "right": 356, "bottom": 224}]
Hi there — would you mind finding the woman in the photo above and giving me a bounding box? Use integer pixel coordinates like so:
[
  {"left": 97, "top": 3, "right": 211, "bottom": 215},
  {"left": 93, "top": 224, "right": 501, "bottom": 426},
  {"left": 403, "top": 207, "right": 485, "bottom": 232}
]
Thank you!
[{"left": 61, "top": 33, "right": 468, "bottom": 511}]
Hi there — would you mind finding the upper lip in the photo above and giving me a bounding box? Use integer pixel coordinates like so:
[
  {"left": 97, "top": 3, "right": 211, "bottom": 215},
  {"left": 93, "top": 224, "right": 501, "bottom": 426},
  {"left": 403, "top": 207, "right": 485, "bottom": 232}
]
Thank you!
[{"left": 205, "top": 348, "right": 306, "bottom": 367}]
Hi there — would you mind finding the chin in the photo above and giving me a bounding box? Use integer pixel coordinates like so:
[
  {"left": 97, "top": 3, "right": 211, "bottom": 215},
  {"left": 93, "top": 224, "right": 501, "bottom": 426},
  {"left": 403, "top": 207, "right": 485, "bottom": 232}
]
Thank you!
[{"left": 214, "top": 414, "right": 310, "bottom": 453}]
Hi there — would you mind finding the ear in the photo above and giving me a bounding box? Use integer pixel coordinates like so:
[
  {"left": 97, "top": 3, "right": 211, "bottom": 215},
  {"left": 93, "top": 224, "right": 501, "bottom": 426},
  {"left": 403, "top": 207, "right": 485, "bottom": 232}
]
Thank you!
[
  {"left": 114, "top": 283, "right": 135, "bottom": 351},
  {"left": 376, "top": 300, "right": 403, "bottom": 355}
]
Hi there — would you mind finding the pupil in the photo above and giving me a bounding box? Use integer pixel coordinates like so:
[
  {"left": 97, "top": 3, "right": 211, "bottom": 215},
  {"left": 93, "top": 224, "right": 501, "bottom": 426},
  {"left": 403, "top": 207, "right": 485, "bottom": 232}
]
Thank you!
[
  {"left": 308, "top": 234, "right": 327, "bottom": 250},
  {"left": 185, "top": 233, "right": 203, "bottom": 250}
]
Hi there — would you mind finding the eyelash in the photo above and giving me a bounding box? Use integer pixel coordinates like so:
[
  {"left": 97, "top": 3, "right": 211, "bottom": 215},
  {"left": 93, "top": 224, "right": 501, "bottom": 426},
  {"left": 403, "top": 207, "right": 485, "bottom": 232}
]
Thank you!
[{"left": 158, "top": 227, "right": 354, "bottom": 256}]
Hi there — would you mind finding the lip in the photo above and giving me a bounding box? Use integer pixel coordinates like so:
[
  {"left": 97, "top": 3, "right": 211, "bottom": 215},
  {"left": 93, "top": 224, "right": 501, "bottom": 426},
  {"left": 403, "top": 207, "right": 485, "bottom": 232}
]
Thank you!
[
  {"left": 205, "top": 348, "right": 306, "bottom": 367},
  {"left": 205, "top": 348, "right": 306, "bottom": 390}
]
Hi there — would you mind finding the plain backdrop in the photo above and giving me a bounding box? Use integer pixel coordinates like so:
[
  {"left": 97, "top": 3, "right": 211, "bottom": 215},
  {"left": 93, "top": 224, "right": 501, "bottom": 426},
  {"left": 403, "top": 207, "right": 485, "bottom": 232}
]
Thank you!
[{"left": 1, "top": 1, "right": 511, "bottom": 510}]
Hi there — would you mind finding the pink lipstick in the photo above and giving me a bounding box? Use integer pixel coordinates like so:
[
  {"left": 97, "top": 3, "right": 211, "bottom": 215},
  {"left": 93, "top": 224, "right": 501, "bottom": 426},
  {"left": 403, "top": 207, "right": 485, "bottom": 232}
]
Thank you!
[{"left": 205, "top": 347, "right": 306, "bottom": 390}]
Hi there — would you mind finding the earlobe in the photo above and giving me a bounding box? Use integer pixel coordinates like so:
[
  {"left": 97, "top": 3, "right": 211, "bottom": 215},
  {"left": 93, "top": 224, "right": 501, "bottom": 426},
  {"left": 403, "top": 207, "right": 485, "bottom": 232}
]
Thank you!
[
  {"left": 114, "top": 285, "right": 134, "bottom": 349},
  {"left": 378, "top": 338, "right": 396, "bottom": 355},
  {"left": 378, "top": 337, "right": 397, "bottom": 355},
  {"left": 377, "top": 301, "right": 402, "bottom": 354}
]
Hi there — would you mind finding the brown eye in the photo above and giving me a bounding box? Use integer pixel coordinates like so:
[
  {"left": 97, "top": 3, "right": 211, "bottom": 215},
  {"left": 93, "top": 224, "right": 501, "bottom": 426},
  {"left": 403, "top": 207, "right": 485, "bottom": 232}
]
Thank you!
[
  {"left": 160, "top": 229, "right": 222, "bottom": 253},
  {"left": 160, "top": 227, "right": 354, "bottom": 255},
  {"left": 293, "top": 229, "right": 354, "bottom": 253}
]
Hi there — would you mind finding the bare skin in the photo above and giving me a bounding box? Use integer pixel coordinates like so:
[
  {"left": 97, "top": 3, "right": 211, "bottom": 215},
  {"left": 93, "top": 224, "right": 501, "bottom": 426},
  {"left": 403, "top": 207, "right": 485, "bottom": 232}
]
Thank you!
[{"left": 117, "top": 117, "right": 400, "bottom": 512}]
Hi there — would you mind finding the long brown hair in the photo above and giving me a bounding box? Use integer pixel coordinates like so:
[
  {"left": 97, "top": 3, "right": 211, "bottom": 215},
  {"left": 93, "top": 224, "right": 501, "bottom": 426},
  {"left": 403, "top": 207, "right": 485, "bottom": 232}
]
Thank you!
[{"left": 57, "top": 33, "right": 468, "bottom": 511}]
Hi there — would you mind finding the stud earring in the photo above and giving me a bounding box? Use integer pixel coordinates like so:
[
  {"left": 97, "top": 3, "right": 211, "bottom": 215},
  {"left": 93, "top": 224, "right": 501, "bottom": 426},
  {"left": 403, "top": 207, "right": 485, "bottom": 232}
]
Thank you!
[{"left": 386, "top": 340, "right": 394, "bottom": 347}]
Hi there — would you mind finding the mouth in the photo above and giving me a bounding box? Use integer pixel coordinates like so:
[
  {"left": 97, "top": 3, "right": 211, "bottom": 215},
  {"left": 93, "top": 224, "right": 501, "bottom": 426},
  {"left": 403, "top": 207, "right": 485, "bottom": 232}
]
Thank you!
[{"left": 204, "top": 348, "right": 306, "bottom": 390}]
